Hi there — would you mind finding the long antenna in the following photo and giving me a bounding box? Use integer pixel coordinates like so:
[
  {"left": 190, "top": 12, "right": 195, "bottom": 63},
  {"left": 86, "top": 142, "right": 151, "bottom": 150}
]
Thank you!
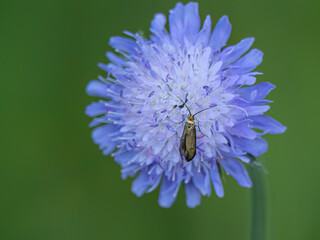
[
  {"left": 177, "top": 96, "right": 192, "bottom": 116},
  {"left": 193, "top": 104, "right": 249, "bottom": 117},
  {"left": 193, "top": 107, "right": 214, "bottom": 117}
]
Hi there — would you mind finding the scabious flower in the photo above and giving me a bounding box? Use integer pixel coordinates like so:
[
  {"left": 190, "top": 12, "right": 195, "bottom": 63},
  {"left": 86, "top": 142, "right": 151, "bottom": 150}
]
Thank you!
[{"left": 86, "top": 2, "right": 286, "bottom": 208}]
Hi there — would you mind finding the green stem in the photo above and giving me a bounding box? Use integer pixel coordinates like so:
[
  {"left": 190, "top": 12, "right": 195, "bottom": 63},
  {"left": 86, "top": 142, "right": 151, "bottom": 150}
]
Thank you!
[{"left": 249, "top": 166, "right": 266, "bottom": 240}]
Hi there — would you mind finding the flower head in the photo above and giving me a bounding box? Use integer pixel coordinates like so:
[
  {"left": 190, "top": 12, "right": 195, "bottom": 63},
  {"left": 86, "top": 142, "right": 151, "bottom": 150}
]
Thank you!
[{"left": 86, "top": 2, "right": 286, "bottom": 208}]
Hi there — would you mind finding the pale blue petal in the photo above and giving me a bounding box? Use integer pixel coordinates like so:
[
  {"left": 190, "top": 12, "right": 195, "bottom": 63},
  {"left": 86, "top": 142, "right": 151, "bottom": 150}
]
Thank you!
[
  {"left": 183, "top": 2, "right": 200, "bottom": 41},
  {"left": 210, "top": 162, "right": 224, "bottom": 197},
  {"left": 106, "top": 52, "right": 126, "bottom": 66},
  {"left": 85, "top": 102, "right": 107, "bottom": 117},
  {"left": 234, "top": 137, "right": 268, "bottom": 156},
  {"left": 91, "top": 124, "right": 118, "bottom": 156},
  {"left": 222, "top": 38, "right": 255, "bottom": 66},
  {"left": 169, "top": 2, "right": 184, "bottom": 43},
  {"left": 109, "top": 36, "right": 138, "bottom": 54},
  {"left": 209, "top": 16, "right": 232, "bottom": 52},
  {"left": 102, "top": 142, "right": 118, "bottom": 155},
  {"left": 158, "top": 177, "right": 180, "bottom": 208},
  {"left": 86, "top": 80, "right": 108, "bottom": 98},
  {"left": 89, "top": 115, "right": 109, "bottom": 128},
  {"left": 192, "top": 167, "right": 211, "bottom": 196},
  {"left": 245, "top": 105, "right": 270, "bottom": 115},
  {"left": 237, "top": 82, "right": 276, "bottom": 102},
  {"left": 169, "top": 2, "right": 200, "bottom": 43},
  {"left": 185, "top": 182, "right": 202, "bottom": 208},
  {"left": 194, "top": 15, "right": 211, "bottom": 46},
  {"left": 131, "top": 172, "right": 150, "bottom": 197},
  {"left": 114, "top": 151, "right": 138, "bottom": 165},
  {"left": 250, "top": 115, "right": 287, "bottom": 134},
  {"left": 150, "top": 13, "right": 167, "bottom": 39},
  {"left": 229, "top": 49, "right": 263, "bottom": 74},
  {"left": 146, "top": 174, "right": 162, "bottom": 193},
  {"left": 228, "top": 121, "right": 257, "bottom": 139},
  {"left": 92, "top": 124, "right": 117, "bottom": 145},
  {"left": 220, "top": 158, "right": 252, "bottom": 187}
]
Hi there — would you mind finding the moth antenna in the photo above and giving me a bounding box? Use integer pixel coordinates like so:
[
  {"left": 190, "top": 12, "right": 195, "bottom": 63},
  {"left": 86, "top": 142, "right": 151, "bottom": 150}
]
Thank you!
[
  {"left": 193, "top": 104, "right": 249, "bottom": 118},
  {"left": 184, "top": 103, "right": 192, "bottom": 117},
  {"left": 193, "top": 107, "right": 213, "bottom": 117},
  {"left": 177, "top": 96, "right": 192, "bottom": 116}
]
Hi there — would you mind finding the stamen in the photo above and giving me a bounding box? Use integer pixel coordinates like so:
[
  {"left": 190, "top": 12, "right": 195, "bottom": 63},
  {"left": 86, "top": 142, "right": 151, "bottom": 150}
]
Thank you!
[{"left": 148, "top": 91, "right": 155, "bottom": 97}]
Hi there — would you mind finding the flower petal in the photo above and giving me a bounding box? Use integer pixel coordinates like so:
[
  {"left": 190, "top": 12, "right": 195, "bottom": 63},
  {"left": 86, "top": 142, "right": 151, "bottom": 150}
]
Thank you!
[
  {"left": 250, "top": 115, "right": 287, "bottom": 134},
  {"left": 222, "top": 38, "right": 255, "bottom": 66},
  {"left": 92, "top": 124, "right": 117, "bottom": 145},
  {"left": 245, "top": 105, "right": 270, "bottom": 116},
  {"left": 86, "top": 80, "right": 108, "bottom": 98},
  {"left": 220, "top": 158, "right": 252, "bottom": 187},
  {"left": 229, "top": 49, "right": 263, "bottom": 74},
  {"left": 192, "top": 167, "right": 211, "bottom": 196},
  {"left": 169, "top": 2, "right": 200, "bottom": 43},
  {"left": 106, "top": 52, "right": 126, "bottom": 66},
  {"left": 131, "top": 171, "right": 159, "bottom": 197},
  {"left": 209, "top": 16, "right": 232, "bottom": 52},
  {"left": 150, "top": 13, "right": 167, "bottom": 39},
  {"left": 237, "top": 82, "right": 276, "bottom": 102},
  {"left": 194, "top": 15, "right": 211, "bottom": 46},
  {"left": 109, "top": 36, "right": 138, "bottom": 54},
  {"left": 85, "top": 102, "right": 107, "bottom": 117},
  {"left": 169, "top": 3, "right": 184, "bottom": 43},
  {"left": 210, "top": 162, "right": 224, "bottom": 197},
  {"left": 228, "top": 121, "right": 257, "bottom": 139},
  {"left": 146, "top": 174, "right": 162, "bottom": 193},
  {"left": 92, "top": 124, "right": 119, "bottom": 155},
  {"left": 158, "top": 177, "right": 180, "bottom": 208},
  {"left": 114, "top": 151, "right": 138, "bottom": 165},
  {"left": 183, "top": 2, "right": 200, "bottom": 41},
  {"left": 185, "top": 182, "right": 202, "bottom": 208},
  {"left": 102, "top": 142, "right": 117, "bottom": 155},
  {"left": 234, "top": 137, "right": 268, "bottom": 156}
]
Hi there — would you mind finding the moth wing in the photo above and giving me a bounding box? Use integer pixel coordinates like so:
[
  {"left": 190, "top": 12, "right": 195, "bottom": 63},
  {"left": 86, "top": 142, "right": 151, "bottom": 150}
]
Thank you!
[{"left": 179, "top": 128, "right": 187, "bottom": 158}]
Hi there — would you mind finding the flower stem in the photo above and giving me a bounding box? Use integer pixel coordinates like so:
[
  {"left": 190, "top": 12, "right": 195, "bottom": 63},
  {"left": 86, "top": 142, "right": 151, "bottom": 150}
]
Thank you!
[{"left": 249, "top": 164, "right": 266, "bottom": 240}]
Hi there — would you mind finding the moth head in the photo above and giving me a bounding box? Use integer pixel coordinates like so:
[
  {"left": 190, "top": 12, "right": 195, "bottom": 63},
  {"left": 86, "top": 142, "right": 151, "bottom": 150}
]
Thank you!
[{"left": 188, "top": 115, "right": 194, "bottom": 121}]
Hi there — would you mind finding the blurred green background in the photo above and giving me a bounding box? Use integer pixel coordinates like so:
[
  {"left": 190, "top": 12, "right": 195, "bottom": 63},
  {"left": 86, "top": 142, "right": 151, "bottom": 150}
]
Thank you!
[{"left": 1, "top": 0, "right": 319, "bottom": 239}]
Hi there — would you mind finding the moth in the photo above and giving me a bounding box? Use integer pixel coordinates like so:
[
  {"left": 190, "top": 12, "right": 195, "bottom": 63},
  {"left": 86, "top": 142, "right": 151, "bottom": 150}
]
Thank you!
[{"left": 178, "top": 98, "right": 212, "bottom": 162}]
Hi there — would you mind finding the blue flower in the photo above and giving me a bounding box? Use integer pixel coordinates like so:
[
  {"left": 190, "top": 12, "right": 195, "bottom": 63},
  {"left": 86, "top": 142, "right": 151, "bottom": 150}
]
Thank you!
[{"left": 86, "top": 2, "right": 286, "bottom": 208}]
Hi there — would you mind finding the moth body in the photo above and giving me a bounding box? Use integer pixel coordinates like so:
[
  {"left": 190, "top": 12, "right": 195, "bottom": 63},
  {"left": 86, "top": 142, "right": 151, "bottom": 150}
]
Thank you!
[
  {"left": 177, "top": 98, "right": 213, "bottom": 162},
  {"left": 179, "top": 117, "right": 197, "bottom": 161}
]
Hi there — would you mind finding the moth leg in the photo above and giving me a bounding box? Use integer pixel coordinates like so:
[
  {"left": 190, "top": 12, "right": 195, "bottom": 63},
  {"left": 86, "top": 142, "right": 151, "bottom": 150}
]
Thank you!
[{"left": 195, "top": 122, "right": 207, "bottom": 136}]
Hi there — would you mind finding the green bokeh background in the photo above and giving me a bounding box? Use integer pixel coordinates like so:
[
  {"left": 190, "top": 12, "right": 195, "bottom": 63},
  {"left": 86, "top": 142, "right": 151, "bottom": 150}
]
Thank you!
[{"left": 1, "top": 0, "right": 319, "bottom": 239}]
